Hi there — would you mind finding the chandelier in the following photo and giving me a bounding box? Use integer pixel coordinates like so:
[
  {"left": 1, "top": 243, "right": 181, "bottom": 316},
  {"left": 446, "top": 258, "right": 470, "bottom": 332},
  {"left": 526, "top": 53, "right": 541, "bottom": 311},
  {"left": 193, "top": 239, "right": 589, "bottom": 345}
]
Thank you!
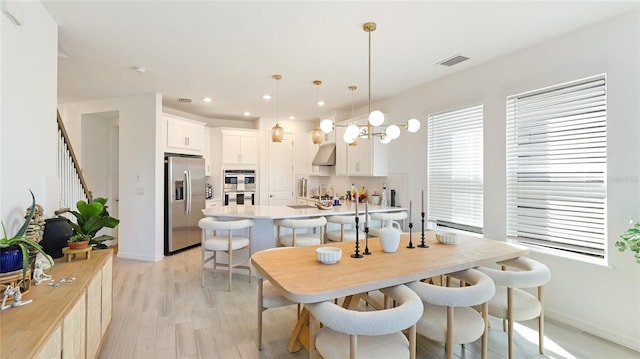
[{"left": 320, "top": 22, "right": 420, "bottom": 144}]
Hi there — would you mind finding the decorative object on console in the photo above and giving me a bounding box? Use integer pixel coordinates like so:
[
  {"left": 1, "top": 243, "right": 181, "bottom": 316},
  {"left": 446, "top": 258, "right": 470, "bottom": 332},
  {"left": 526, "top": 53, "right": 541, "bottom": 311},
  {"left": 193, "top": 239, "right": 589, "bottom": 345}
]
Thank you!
[
  {"left": 0, "top": 190, "right": 53, "bottom": 283},
  {"left": 58, "top": 197, "right": 120, "bottom": 250}
]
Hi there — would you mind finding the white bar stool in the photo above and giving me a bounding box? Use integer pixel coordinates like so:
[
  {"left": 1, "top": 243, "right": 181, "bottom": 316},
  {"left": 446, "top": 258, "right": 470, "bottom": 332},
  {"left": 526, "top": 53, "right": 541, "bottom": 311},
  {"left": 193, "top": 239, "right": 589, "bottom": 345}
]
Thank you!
[
  {"left": 275, "top": 216, "right": 327, "bottom": 247},
  {"left": 198, "top": 217, "right": 254, "bottom": 291},
  {"left": 325, "top": 214, "right": 368, "bottom": 242}
]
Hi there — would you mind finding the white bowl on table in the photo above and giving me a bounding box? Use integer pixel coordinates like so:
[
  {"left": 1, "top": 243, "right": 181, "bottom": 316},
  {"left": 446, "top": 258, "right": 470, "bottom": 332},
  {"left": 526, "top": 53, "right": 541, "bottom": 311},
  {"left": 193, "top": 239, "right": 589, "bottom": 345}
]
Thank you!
[
  {"left": 436, "top": 232, "right": 457, "bottom": 245},
  {"left": 316, "top": 247, "right": 342, "bottom": 264}
]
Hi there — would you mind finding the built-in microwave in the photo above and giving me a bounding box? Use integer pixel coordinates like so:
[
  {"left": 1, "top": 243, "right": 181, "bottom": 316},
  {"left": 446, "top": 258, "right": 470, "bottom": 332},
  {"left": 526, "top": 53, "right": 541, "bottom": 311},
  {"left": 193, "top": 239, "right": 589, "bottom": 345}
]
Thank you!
[{"left": 223, "top": 169, "right": 256, "bottom": 206}]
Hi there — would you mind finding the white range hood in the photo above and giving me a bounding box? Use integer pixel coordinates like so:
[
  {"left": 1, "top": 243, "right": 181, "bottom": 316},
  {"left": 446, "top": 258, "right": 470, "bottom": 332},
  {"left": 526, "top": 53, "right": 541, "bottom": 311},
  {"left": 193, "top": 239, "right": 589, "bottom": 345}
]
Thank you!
[{"left": 312, "top": 142, "right": 336, "bottom": 166}]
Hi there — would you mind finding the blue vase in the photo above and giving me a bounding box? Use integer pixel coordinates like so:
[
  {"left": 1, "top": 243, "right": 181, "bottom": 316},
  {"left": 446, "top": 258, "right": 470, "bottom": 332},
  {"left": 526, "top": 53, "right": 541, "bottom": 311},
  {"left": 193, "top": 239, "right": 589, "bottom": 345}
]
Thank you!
[{"left": 0, "top": 247, "right": 23, "bottom": 273}]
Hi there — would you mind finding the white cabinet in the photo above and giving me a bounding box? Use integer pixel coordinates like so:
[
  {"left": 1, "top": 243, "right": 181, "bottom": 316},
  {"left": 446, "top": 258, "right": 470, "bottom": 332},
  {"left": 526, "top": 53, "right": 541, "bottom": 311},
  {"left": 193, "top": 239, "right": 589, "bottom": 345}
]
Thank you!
[
  {"left": 164, "top": 114, "right": 205, "bottom": 155},
  {"left": 212, "top": 128, "right": 258, "bottom": 166},
  {"left": 336, "top": 115, "right": 388, "bottom": 176}
]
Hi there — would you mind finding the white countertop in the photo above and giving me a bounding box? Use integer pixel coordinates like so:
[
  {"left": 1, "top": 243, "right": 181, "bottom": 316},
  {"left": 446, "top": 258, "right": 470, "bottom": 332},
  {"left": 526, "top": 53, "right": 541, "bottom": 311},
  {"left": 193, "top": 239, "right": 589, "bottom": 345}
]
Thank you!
[{"left": 201, "top": 203, "right": 407, "bottom": 219}]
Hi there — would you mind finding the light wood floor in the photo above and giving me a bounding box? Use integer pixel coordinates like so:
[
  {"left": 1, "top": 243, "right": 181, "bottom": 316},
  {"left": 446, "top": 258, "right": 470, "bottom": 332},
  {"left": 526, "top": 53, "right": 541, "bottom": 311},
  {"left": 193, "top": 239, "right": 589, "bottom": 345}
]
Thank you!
[{"left": 99, "top": 247, "right": 638, "bottom": 359}]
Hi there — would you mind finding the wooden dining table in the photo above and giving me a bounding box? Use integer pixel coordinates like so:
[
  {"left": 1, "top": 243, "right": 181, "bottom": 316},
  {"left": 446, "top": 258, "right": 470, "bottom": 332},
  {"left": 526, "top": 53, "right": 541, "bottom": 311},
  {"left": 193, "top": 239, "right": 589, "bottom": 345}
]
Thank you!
[{"left": 250, "top": 231, "right": 528, "bottom": 356}]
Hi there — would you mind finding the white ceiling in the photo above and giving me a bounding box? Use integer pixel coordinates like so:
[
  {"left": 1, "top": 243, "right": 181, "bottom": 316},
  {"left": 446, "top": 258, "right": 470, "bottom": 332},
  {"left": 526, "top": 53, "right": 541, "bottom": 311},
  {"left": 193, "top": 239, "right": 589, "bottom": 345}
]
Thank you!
[{"left": 42, "top": 1, "right": 639, "bottom": 124}]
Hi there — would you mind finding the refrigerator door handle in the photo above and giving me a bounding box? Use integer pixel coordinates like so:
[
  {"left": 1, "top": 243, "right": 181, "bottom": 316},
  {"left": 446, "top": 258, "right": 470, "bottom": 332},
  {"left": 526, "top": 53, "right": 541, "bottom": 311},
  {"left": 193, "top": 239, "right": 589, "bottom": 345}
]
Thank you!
[{"left": 184, "top": 170, "right": 191, "bottom": 214}]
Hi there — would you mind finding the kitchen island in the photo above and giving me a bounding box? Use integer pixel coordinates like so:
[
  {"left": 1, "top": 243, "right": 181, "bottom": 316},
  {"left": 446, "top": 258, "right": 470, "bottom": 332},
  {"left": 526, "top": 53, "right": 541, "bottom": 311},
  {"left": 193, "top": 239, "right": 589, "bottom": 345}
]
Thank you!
[{"left": 202, "top": 203, "right": 407, "bottom": 252}]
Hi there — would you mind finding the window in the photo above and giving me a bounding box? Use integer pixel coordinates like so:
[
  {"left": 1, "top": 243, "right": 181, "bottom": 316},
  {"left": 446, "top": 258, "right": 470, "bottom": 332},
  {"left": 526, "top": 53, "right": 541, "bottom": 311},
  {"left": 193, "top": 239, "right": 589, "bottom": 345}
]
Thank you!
[
  {"left": 506, "top": 75, "right": 607, "bottom": 261},
  {"left": 427, "top": 104, "right": 483, "bottom": 234}
]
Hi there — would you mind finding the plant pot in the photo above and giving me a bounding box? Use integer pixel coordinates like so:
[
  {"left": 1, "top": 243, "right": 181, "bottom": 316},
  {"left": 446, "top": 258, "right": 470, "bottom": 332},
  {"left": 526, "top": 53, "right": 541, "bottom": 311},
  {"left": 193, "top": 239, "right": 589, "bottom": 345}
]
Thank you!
[
  {"left": 0, "top": 246, "right": 23, "bottom": 273},
  {"left": 68, "top": 241, "right": 89, "bottom": 250},
  {"left": 42, "top": 217, "right": 73, "bottom": 258}
]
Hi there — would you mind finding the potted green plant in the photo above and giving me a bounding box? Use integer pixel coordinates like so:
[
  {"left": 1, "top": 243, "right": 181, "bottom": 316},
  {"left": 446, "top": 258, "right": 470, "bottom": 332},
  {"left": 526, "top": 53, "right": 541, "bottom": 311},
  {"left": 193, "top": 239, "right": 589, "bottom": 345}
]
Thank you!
[
  {"left": 0, "top": 190, "right": 53, "bottom": 282},
  {"left": 616, "top": 218, "right": 640, "bottom": 264},
  {"left": 62, "top": 197, "right": 119, "bottom": 249}
]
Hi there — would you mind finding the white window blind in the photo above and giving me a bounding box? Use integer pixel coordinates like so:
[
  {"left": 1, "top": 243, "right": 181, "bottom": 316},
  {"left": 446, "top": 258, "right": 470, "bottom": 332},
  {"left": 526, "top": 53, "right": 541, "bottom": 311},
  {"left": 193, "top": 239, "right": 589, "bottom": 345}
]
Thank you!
[
  {"left": 427, "top": 104, "right": 483, "bottom": 233},
  {"left": 506, "top": 75, "right": 607, "bottom": 260}
]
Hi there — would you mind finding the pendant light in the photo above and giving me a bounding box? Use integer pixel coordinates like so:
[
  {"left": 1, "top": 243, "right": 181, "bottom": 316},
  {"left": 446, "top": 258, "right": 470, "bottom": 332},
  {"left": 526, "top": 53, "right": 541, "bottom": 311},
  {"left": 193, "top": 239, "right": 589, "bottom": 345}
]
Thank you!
[
  {"left": 270, "top": 74, "right": 284, "bottom": 143},
  {"left": 310, "top": 80, "right": 324, "bottom": 144},
  {"left": 344, "top": 85, "right": 359, "bottom": 145}
]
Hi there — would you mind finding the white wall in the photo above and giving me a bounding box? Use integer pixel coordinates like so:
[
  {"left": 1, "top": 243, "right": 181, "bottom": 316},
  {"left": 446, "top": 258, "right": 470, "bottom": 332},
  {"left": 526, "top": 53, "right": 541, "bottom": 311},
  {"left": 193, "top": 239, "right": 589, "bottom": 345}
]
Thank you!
[
  {"left": 368, "top": 11, "right": 639, "bottom": 350},
  {"left": 1, "top": 2, "right": 58, "bottom": 227},
  {"left": 58, "top": 93, "right": 163, "bottom": 262}
]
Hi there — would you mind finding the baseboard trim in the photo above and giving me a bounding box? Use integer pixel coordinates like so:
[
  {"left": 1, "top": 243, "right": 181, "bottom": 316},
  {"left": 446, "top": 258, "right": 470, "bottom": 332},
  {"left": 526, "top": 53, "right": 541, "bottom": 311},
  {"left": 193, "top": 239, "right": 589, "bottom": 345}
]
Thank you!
[
  {"left": 547, "top": 309, "right": 640, "bottom": 352},
  {"left": 116, "top": 251, "right": 163, "bottom": 262}
]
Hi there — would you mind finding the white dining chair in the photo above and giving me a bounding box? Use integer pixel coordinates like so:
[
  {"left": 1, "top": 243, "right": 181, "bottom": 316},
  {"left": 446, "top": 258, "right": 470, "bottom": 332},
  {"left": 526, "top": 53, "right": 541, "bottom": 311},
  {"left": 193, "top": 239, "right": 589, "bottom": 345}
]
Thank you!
[
  {"left": 275, "top": 216, "right": 327, "bottom": 247},
  {"left": 306, "top": 284, "right": 423, "bottom": 359},
  {"left": 198, "top": 217, "right": 254, "bottom": 291},
  {"left": 477, "top": 257, "right": 551, "bottom": 359},
  {"left": 407, "top": 268, "right": 495, "bottom": 359},
  {"left": 249, "top": 248, "right": 298, "bottom": 350}
]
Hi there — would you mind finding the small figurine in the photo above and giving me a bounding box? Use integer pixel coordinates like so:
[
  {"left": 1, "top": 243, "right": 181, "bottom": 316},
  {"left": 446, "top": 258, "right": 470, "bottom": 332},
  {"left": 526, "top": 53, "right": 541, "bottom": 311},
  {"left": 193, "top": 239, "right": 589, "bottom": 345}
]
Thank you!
[
  {"left": 33, "top": 259, "right": 53, "bottom": 285},
  {"left": 1, "top": 285, "right": 32, "bottom": 310}
]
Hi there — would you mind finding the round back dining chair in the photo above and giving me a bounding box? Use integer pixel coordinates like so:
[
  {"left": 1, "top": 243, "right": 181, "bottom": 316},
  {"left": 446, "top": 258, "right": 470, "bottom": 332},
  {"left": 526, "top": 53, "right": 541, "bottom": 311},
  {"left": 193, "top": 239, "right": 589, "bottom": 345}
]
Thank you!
[
  {"left": 407, "top": 268, "right": 496, "bottom": 359},
  {"left": 305, "top": 284, "right": 423, "bottom": 359},
  {"left": 249, "top": 247, "right": 298, "bottom": 350},
  {"left": 477, "top": 257, "right": 551, "bottom": 359},
  {"left": 275, "top": 216, "right": 327, "bottom": 247},
  {"left": 198, "top": 217, "right": 254, "bottom": 291}
]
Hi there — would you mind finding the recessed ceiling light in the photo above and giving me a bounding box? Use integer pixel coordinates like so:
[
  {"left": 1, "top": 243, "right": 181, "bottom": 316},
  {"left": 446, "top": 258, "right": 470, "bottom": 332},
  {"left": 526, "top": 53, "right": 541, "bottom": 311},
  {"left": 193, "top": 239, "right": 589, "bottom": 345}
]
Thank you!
[
  {"left": 243, "top": 112, "right": 251, "bottom": 116},
  {"left": 202, "top": 97, "right": 212, "bottom": 103},
  {"left": 317, "top": 101, "right": 325, "bottom": 106},
  {"left": 263, "top": 94, "right": 271, "bottom": 100},
  {"left": 289, "top": 116, "right": 295, "bottom": 120},
  {"left": 132, "top": 65, "right": 146, "bottom": 73}
]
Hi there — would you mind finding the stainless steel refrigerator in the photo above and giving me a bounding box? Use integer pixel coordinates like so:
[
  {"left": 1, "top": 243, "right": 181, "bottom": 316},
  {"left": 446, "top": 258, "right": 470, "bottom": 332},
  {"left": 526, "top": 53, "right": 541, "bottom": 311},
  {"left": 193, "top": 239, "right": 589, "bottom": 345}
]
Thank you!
[{"left": 164, "top": 155, "right": 205, "bottom": 255}]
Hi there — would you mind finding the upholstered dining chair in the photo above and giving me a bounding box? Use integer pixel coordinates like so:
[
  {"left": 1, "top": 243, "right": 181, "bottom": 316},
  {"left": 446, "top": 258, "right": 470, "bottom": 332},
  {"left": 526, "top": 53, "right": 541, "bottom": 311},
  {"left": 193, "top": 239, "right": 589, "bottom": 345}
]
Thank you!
[
  {"left": 275, "top": 216, "right": 327, "bottom": 247},
  {"left": 324, "top": 214, "right": 368, "bottom": 242},
  {"left": 407, "top": 268, "right": 496, "bottom": 359},
  {"left": 197, "top": 217, "right": 254, "bottom": 291},
  {"left": 305, "top": 284, "right": 423, "bottom": 359},
  {"left": 477, "top": 257, "right": 551, "bottom": 359},
  {"left": 249, "top": 248, "right": 298, "bottom": 350}
]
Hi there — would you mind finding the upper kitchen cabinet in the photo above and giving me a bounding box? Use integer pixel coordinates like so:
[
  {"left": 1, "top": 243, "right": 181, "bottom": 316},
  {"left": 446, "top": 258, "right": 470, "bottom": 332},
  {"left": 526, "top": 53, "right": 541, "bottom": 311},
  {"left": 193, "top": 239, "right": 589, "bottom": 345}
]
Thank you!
[
  {"left": 336, "top": 115, "right": 388, "bottom": 177},
  {"left": 164, "top": 113, "right": 206, "bottom": 155},
  {"left": 212, "top": 128, "right": 258, "bottom": 166}
]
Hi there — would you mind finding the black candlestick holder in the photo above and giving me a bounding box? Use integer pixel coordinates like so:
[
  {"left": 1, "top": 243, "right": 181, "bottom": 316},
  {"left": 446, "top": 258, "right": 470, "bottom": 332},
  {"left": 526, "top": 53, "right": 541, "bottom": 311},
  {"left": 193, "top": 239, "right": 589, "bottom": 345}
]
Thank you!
[
  {"left": 418, "top": 211, "right": 429, "bottom": 248},
  {"left": 407, "top": 222, "right": 415, "bottom": 249},
  {"left": 363, "top": 226, "right": 371, "bottom": 255},
  {"left": 351, "top": 216, "right": 363, "bottom": 258}
]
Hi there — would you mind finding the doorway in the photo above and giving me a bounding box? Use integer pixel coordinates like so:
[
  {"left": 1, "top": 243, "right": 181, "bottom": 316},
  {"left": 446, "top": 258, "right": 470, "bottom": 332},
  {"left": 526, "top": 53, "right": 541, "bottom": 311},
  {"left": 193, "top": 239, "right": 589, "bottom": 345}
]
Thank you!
[
  {"left": 267, "top": 132, "right": 294, "bottom": 205},
  {"left": 81, "top": 110, "right": 119, "bottom": 246}
]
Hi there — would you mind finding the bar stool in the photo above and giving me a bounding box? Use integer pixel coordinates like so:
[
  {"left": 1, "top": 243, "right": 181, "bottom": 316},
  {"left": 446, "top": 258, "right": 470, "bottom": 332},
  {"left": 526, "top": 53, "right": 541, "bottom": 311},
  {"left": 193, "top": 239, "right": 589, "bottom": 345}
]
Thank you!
[
  {"left": 198, "top": 217, "right": 254, "bottom": 291},
  {"left": 369, "top": 211, "right": 407, "bottom": 237},
  {"left": 325, "top": 214, "right": 367, "bottom": 242},
  {"left": 275, "top": 216, "right": 327, "bottom": 247}
]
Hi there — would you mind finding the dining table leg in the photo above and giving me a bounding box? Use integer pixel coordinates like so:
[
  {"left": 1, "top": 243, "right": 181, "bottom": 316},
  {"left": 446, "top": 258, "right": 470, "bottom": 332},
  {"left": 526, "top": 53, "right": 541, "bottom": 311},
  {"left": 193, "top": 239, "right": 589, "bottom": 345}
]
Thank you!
[{"left": 287, "top": 308, "right": 310, "bottom": 353}]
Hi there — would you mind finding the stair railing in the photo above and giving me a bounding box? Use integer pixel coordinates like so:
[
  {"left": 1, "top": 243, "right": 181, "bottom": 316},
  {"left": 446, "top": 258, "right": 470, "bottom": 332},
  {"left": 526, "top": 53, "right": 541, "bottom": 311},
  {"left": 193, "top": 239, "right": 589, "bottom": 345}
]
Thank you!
[{"left": 57, "top": 110, "right": 92, "bottom": 209}]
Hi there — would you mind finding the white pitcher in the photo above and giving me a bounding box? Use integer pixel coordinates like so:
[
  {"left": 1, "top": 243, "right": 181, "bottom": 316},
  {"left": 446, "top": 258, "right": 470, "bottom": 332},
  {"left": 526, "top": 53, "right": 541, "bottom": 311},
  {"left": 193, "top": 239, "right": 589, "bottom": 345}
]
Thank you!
[{"left": 379, "top": 220, "right": 402, "bottom": 253}]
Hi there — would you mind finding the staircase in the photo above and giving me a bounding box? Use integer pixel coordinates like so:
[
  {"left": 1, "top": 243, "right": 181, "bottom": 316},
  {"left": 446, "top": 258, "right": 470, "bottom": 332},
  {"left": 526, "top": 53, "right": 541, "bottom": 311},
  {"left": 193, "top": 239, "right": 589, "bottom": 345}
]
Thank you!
[{"left": 57, "top": 111, "right": 92, "bottom": 209}]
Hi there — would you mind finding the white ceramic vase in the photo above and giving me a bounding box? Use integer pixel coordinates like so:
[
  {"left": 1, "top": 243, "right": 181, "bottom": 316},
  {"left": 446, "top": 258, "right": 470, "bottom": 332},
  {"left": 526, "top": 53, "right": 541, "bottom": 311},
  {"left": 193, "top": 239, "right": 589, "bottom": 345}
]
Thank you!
[{"left": 379, "top": 220, "right": 401, "bottom": 253}]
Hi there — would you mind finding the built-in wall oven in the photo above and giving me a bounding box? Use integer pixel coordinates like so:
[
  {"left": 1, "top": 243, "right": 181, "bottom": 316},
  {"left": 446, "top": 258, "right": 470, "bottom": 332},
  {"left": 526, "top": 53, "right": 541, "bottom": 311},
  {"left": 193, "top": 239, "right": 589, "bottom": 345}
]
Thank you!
[{"left": 224, "top": 169, "right": 256, "bottom": 205}]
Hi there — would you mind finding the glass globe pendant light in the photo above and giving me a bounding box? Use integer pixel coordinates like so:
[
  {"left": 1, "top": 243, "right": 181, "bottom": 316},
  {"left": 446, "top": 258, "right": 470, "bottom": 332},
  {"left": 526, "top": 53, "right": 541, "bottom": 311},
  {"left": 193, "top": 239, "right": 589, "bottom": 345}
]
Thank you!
[{"left": 270, "top": 74, "right": 284, "bottom": 143}]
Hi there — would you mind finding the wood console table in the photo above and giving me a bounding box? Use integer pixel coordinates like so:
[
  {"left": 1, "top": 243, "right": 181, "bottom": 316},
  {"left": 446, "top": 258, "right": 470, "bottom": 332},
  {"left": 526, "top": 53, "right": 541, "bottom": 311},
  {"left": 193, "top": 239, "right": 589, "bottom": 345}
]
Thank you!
[{"left": 0, "top": 249, "right": 113, "bottom": 359}]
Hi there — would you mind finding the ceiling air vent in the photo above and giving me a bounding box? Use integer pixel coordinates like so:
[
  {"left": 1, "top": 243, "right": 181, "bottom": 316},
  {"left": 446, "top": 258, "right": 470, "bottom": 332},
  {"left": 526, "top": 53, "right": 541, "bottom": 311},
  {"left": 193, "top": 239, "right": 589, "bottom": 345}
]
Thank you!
[
  {"left": 177, "top": 97, "right": 192, "bottom": 103},
  {"left": 437, "top": 54, "right": 470, "bottom": 67}
]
